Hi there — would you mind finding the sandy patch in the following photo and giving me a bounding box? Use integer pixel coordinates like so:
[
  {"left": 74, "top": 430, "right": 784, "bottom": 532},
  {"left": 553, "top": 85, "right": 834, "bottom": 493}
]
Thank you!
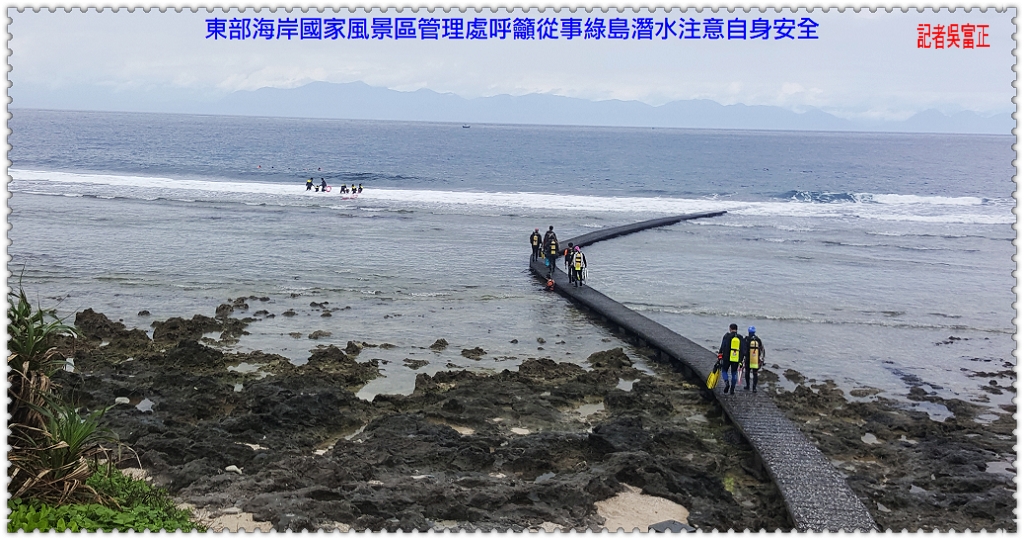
[
  {"left": 595, "top": 484, "right": 689, "bottom": 532},
  {"left": 119, "top": 467, "right": 151, "bottom": 481},
  {"left": 450, "top": 425, "right": 475, "bottom": 436},
  {"left": 533, "top": 521, "right": 564, "bottom": 532},
  {"left": 205, "top": 513, "right": 274, "bottom": 532},
  {"left": 186, "top": 506, "right": 274, "bottom": 532}
]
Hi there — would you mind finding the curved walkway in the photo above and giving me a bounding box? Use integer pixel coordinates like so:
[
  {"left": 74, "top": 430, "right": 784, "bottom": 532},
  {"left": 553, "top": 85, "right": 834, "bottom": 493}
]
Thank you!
[{"left": 530, "top": 212, "right": 877, "bottom": 532}]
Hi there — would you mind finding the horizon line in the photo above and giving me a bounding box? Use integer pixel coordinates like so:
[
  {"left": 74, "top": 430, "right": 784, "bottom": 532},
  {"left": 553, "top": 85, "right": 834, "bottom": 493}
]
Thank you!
[{"left": 10, "top": 106, "right": 1015, "bottom": 138}]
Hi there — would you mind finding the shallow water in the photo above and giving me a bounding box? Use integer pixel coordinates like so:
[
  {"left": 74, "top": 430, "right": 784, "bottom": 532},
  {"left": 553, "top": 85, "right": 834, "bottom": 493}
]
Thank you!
[{"left": 8, "top": 110, "right": 1014, "bottom": 412}]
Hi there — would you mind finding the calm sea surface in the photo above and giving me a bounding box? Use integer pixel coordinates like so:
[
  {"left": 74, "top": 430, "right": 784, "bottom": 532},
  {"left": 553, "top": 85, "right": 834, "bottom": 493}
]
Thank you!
[{"left": 9, "top": 109, "right": 1015, "bottom": 412}]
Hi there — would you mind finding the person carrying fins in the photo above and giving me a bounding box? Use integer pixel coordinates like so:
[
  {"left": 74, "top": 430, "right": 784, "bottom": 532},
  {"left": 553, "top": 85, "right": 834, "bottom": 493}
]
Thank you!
[
  {"left": 718, "top": 323, "right": 742, "bottom": 394},
  {"left": 569, "top": 246, "right": 587, "bottom": 288}
]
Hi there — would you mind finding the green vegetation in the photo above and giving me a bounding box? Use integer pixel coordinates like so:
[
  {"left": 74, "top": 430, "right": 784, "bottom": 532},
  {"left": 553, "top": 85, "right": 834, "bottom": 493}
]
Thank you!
[
  {"left": 7, "top": 286, "right": 99, "bottom": 504},
  {"left": 7, "top": 287, "right": 202, "bottom": 531},
  {"left": 8, "top": 469, "right": 204, "bottom": 532},
  {"left": 7, "top": 287, "right": 77, "bottom": 374}
]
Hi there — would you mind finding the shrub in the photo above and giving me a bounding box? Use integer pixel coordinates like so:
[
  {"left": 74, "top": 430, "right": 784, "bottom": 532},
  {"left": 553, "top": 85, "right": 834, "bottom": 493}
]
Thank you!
[
  {"left": 8, "top": 470, "right": 204, "bottom": 532},
  {"left": 9, "top": 398, "right": 118, "bottom": 504},
  {"left": 7, "top": 286, "right": 105, "bottom": 505},
  {"left": 7, "top": 287, "right": 76, "bottom": 375}
]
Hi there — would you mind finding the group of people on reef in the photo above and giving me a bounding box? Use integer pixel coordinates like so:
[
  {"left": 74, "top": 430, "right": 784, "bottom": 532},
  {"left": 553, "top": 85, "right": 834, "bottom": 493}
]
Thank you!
[
  {"left": 718, "top": 324, "right": 766, "bottom": 394},
  {"left": 530, "top": 226, "right": 588, "bottom": 288},
  {"left": 305, "top": 178, "right": 364, "bottom": 194}
]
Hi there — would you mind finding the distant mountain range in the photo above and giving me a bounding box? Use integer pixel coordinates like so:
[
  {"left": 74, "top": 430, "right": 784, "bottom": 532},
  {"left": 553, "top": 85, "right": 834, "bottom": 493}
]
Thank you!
[{"left": 12, "top": 80, "right": 1013, "bottom": 135}]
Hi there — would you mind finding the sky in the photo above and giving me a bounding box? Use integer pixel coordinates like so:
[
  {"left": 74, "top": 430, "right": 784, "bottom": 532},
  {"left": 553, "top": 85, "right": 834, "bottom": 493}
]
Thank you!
[{"left": 7, "top": 7, "right": 1017, "bottom": 122}]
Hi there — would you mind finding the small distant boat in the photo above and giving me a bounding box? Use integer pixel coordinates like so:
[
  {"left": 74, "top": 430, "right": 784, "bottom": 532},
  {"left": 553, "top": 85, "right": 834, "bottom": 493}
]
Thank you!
[{"left": 462, "top": 125, "right": 471, "bottom": 129}]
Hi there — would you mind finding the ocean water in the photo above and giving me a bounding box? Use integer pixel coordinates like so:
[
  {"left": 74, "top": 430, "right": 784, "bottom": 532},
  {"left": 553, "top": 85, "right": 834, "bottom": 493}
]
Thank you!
[{"left": 8, "top": 109, "right": 1015, "bottom": 411}]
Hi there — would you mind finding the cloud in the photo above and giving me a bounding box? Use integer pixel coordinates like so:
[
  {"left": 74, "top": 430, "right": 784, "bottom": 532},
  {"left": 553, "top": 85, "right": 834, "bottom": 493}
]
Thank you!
[{"left": 9, "top": 8, "right": 1015, "bottom": 118}]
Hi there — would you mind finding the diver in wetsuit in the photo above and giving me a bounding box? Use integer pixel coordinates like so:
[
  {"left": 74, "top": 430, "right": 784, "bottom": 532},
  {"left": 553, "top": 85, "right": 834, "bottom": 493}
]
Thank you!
[
  {"left": 718, "top": 324, "right": 742, "bottom": 395},
  {"left": 306, "top": 178, "right": 313, "bottom": 191},
  {"left": 357, "top": 184, "right": 363, "bottom": 193},
  {"left": 569, "top": 246, "right": 587, "bottom": 287},
  {"left": 530, "top": 229, "right": 542, "bottom": 262},
  {"left": 320, "top": 178, "right": 328, "bottom": 192},
  {"left": 742, "top": 327, "right": 765, "bottom": 392},
  {"left": 544, "top": 231, "right": 559, "bottom": 278}
]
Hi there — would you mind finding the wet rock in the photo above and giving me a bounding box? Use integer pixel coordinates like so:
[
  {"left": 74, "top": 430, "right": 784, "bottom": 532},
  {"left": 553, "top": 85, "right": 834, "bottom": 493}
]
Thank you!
[
  {"left": 404, "top": 359, "right": 429, "bottom": 370},
  {"left": 344, "top": 341, "right": 364, "bottom": 356},
  {"left": 429, "top": 339, "right": 449, "bottom": 351},
  {"left": 215, "top": 303, "right": 235, "bottom": 318},
  {"left": 75, "top": 309, "right": 128, "bottom": 340},
  {"left": 253, "top": 310, "right": 270, "bottom": 317},
  {"left": 586, "top": 348, "right": 632, "bottom": 371},
  {"left": 282, "top": 310, "right": 297, "bottom": 317},
  {"left": 160, "top": 340, "right": 227, "bottom": 373},
  {"left": 151, "top": 314, "right": 222, "bottom": 343},
  {"left": 295, "top": 346, "right": 380, "bottom": 388},
  {"left": 517, "top": 358, "right": 584, "bottom": 382},
  {"left": 783, "top": 369, "right": 805, "bottom": 384},
  {"left": 138, "top": 310, "right": 151, "bottom": 317},
  {"left": 461, "top": 347, "right": 486, "bottom": 360},
  {"left": 309, "top": 330, "right": 332, "bottom": 340},
  {"left": 537, "top": 338, "right": 546, "bottom": 344},
  {"left": 289, "top": 332, "right": 302, "bottom": 339},
  {"left": 588, "top": 416, "right": 650, "bottom": 453}
]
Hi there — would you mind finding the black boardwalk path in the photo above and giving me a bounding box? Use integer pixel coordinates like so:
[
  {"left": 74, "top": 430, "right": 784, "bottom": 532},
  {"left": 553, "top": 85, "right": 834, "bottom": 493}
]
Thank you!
[{"left": 530, "top": 211, "right": 877, "bottom": 532}]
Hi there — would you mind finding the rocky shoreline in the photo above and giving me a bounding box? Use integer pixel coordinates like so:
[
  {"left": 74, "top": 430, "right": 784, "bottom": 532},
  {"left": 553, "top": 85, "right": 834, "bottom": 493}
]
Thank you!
[
  {"left": 52, "top": 301, "right": 1014, "bottom": 531},
  {"left": 760, "top": 367, "right": 1016, "bottom": 532}
]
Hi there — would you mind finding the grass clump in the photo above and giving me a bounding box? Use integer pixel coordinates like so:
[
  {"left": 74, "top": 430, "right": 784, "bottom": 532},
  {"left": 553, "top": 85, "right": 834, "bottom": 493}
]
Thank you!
[{"left": 8, "top": 469, "right": 204, "bottom": 532}]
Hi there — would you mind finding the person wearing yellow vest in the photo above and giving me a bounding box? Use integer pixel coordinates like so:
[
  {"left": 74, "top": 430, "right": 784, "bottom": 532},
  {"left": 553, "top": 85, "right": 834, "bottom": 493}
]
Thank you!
[
  {"left": 742, "top": 326, "right": 765, "bottom": 392},
  {"left": 569, "top": 246, "right": 587, "bottom": 288},
  {"left": 530, "top": 229, "right": 542, "bottom": 261},
  {"left": 718, "top": 323, "right": 742, "bottom": 394},
  {"left": 544, "top": 228, "right": 559, "bottom": 278}
]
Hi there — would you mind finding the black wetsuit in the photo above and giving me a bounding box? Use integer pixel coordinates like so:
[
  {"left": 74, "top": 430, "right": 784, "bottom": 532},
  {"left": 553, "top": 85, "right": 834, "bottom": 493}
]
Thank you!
[
  {"left": 544, "top": 236, "right": 559, "bottom": 276},
  {"left": 306, "top": 179, "right": 313, "bottom": 191},
  {"left": 320, "top": 179, "right": 327, "bottom": 191},
  {"left": 742, "top": 335, "right": 765, "bottom": 391},
  {"left": 569, "top": 250, "right": 587, "bottom": 287},
  {"left": 530, "top": 232, "right": 542, "bottom": 261},
  {"left": 718, "top": 331, "right": 742, "bottom": 392}
]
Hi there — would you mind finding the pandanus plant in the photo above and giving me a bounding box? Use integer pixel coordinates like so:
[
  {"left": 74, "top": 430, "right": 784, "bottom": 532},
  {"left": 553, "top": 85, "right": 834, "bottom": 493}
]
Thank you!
[{"left": 7, "top": 286, "right": 117, "bottom": 504}]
